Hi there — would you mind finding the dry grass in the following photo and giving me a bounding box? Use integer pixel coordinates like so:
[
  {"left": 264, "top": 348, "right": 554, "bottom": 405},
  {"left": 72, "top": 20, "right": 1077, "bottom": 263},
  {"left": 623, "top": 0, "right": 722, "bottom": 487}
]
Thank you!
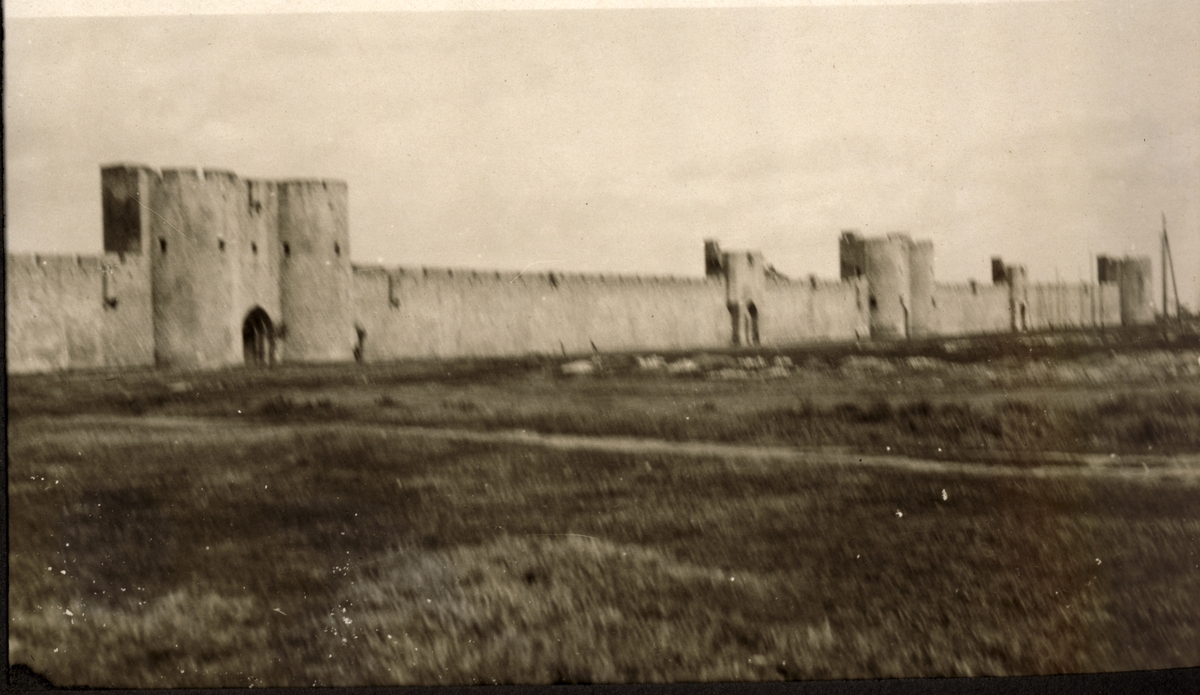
[
  {"left": 9, "top": 335, "right": 1200, "bottom": 685},
  {"left": 308, "top": 536, "right": 841, "bottom": 685},
  {"left": 8, "top": 418, "right": 1200, "bottom": 686},
  {"left": 12, "top": 336, "right": 1199, "bottom": 460},
  {"left": 239, "top": 383, "right": 1200, "bottom": 459},
  {"left": 9, "top": 591, "right": 268, "bottom": 688}
]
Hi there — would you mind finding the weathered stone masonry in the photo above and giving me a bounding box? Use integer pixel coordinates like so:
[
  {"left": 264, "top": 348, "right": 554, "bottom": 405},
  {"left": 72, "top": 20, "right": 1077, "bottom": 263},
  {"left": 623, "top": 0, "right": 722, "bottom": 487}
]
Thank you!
[{"left": 4, "top": 165, "right": 1154, "bottom": 373}]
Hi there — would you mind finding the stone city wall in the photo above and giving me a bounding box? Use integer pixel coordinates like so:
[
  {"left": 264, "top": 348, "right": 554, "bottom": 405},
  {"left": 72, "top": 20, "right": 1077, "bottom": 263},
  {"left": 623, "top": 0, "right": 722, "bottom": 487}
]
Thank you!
[
  {"left": 5, "top": 165, "right": 1157, "bottom": 374},
  {"left": 931, "top": 282, "right": 1011, "bottom": 337},
  {"left": 760, "top": 276, "right": 870, "bottom": 343},
  {"left": 1022, "top": 282, "right": 1121, "bottom": 331},
  {"left": 6, "top": 253, "right": 153, "bottom": 373},
  {"left": 352, "top": 266, "right": 730, "bottom": 360}
]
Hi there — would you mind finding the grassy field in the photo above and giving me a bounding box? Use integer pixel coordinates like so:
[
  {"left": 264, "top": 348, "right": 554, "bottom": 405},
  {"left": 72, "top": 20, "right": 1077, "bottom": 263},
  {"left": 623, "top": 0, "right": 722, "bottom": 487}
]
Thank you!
[{"left": 8, "top": 331, "right": 1200, "bottom": 686}]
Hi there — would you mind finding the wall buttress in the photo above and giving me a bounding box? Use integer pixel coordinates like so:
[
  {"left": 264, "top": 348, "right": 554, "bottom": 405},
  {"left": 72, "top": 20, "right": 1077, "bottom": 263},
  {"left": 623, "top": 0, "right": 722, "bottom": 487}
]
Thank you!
[
  {"left": 102, "top": 266, "right": 119, "bottom": 309},
  {"left": 388, "top": 274, "right": 400, "bottom": 308}
]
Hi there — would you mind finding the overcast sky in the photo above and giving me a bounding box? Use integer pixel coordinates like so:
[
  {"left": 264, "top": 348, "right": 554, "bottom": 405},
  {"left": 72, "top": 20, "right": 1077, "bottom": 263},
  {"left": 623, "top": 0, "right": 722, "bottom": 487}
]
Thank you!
[{"left": 6, "top": 1, "right": 1199, "bottom": 306}]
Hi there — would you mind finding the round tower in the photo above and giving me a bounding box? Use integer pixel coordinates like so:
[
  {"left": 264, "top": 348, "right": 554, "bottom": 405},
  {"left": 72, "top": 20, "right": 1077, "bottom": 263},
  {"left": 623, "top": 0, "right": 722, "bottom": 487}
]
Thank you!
[
  {"left": 1110, "top": 257, "right": 1154, "bottom": 326},
  {"left": 864, "top": 234, "right": 911, "bottom": 339},
  {"left": 1008, "top": 264, "right": 1029, "bottom": 331},
  {"left": 278, "top": 180, "right": 354, "bottom": 362},
  {"left": 722, "top": 250, "right": 765, "bottom": 346},
  {"left": 147, "top": 168, "right": 244, "bottom": 367},
  {"left": 908, "top": 239, "right": 935, "bottom": 337}
]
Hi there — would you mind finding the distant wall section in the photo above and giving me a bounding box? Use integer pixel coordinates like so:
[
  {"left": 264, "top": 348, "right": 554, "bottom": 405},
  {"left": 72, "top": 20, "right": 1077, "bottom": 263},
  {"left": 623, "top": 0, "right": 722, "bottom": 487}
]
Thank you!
[
  {"left": 352, "top": 268, "right": 729, "bottom": 360},
  {"left": 6, "top": 253, "right": 153, "bottom": 373},
  {"left": 761, "top": 276, "right": 870, "bottom": 343},
  {"left": 931, "top": 282, "right": 1011, "bottom": 336},
  {"left": 1024, "top": 283, "right": 1120, "bottom": 330},
  {"left": 930, "top": 279, "right": 1117, "bottom": 337}
]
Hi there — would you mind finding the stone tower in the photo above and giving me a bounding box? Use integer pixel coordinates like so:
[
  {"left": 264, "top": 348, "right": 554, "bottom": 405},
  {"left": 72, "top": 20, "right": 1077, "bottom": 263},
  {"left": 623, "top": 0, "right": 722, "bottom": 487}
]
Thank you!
[
  {"left": 722, "top": 249, "right": 766, "bottom": 346},
  {"left": 1097, "top": 255, "right": 1154, "bottom": 326},
  {"left": 705, "top": 239, "right": 766, "bottom": 346},
  {"left": 840, "top": 231, "right": 914, "bottom": 339},
  {"left": 907, "top": 239, "right": 936, "bottom": 337},
  {"left": 991, "top": 257, "right": 1029, "bottom": 332},
  {"left": 839, "top": 231, "right": 942, "bottom": 339},
  {"left": 100, "top": 164, "right": 354, "bottom": 368},
  {"left": 278, "top": 180, "right": 355, "bottom": 363}
]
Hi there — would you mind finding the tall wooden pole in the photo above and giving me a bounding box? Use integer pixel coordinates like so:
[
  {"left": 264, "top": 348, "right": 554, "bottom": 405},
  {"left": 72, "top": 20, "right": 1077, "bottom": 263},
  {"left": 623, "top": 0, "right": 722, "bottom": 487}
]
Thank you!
[
  {"left": 1162, "top": 214, "right": 1168, "bottom": 319},
  {"left": 1162, "top": 214, "right": 1168, "bottom": 340},
  {"left": 1164, "top": 214, "right": 1182, "bottom": 328}
]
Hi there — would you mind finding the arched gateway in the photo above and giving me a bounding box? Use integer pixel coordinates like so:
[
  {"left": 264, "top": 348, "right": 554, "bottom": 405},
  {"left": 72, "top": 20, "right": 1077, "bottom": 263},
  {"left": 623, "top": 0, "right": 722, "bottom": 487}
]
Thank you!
[{"left": 242, "top": 307, "right": 275, "bottom": 366}]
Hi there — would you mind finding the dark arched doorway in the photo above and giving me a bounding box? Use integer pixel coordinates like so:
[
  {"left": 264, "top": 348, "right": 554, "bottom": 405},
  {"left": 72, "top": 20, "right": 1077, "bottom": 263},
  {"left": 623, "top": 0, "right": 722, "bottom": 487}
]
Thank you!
[{"left": 242, "top": 307, "right": 274, "bottom": 366}]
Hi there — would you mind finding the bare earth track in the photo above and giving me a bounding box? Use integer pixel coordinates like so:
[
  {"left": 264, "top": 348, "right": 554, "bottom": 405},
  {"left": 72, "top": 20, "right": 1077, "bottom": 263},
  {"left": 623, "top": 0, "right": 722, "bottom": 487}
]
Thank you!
[{"left": 23, "top": 413, "right": 1200, "bottom": 484}]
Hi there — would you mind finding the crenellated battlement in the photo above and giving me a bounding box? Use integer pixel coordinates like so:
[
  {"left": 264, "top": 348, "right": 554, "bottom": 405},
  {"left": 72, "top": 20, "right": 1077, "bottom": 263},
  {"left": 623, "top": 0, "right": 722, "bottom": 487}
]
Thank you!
[
  {"left": 768, "top": 273, "right": 857, "bottom": 291},
  {"left": 352, "top": 263, "right": 717, "bottom": 288},
  {"left": 6, "top": 252, "right": 149, "bottom": 285}
]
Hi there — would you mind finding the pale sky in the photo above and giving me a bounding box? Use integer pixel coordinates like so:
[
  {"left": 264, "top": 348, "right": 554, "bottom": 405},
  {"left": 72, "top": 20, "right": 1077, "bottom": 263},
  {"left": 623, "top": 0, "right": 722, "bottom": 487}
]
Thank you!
[{"left": 6, "top": 1, "right": 1199, "bottom": 306}]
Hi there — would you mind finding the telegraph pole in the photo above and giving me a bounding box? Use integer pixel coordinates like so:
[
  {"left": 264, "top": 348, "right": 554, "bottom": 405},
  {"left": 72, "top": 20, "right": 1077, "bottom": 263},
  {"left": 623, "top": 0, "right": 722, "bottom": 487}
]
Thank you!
[
  {"left": 1160, "top": 213, "right": 1183, "bottom": 341},
  {"left": 1162, "top": 214, "right": 1169, "bottom": 341},
  {"left": 1163, "top": 213, "right": 1182, "bottom": 329},
  {"left": 1162, "top": 216, "right": 1167, "bottom": 317}
]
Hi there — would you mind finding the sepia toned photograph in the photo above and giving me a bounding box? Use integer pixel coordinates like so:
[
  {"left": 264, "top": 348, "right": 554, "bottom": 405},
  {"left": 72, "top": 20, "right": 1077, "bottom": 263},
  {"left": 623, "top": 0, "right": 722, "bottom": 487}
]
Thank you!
[{"left": 5, "top": 0, "right": 1199, "bottom": 688}]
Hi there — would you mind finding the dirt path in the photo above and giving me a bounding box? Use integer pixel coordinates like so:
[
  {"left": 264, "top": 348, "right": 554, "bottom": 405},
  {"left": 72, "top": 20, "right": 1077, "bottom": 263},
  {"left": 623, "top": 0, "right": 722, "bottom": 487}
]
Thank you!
[{"left": 18, "top": 414, "right": 1200, "bottom": 484}]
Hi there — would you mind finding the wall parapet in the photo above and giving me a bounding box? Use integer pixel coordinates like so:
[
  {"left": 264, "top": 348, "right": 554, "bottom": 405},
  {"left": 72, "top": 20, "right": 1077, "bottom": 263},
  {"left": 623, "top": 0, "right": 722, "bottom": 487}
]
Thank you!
[
  {"left": 351, "top": 264, "right": 719, "bottom": 287},
  {"left": 8, "top": 251, "right": 145, "bottom": 269},
  {"left": 768, "top": 274, "right": 852, "bottom": 290}
]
